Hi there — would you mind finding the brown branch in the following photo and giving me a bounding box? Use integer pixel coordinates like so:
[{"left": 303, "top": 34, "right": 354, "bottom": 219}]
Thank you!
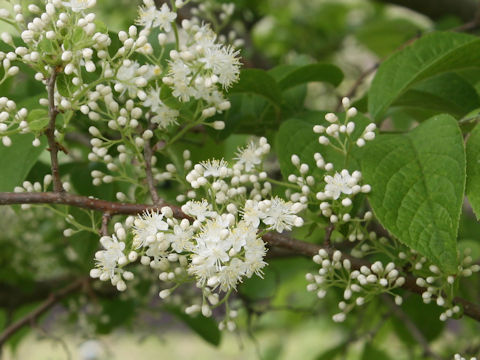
[
  {"left": 383, "top": 295, "right": 443, "bottom": 360},
  {"left": 323, "top": 223, "right": 335, "bottom": 247},
  {"left": 0, "top": 279, "right": 84, "bottom": 348},
  {"left": 0, "top": 192, "right": 188, "bottom": 219},
  {"left": 45, "top": 68, "right": 63, "bottom": 193},
  {"left": 0, "top": 191, "right": 480, "bottom": 322},
  {"left": 336, "top": 63, "right": 379, "bottom": 111}
]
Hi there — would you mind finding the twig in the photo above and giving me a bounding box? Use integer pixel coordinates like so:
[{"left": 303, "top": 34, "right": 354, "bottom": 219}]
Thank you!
[
  {"left": 323, "top": 223, "right": 335, "bottom": 247},
  {"left": 101, "top": 212, "right": 111, "bottom": 236},
  {"left": 383, "top": 295, "right": 443, "bottom": 360},
  {"left": 0, "top": 191, "right": 480, "bottom": 322},
  {"left": 45, "top": 68, "right": 63, "bottom": 193},
  {"left": 0, "top": 279, "right": 84, "bottom": 348},
  {"left": 143, "top": 136, "right": 160, "bottom": 205}
]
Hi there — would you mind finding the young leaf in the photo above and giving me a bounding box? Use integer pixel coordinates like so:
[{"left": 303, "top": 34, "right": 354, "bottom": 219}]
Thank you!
[
  {"left": 0, "top": 134, "right": 47, "bottom": 192},
  {"left": 26, "top": 109, "right": 49, "bottom": 132},
  {"left": 361, "top": 114, "right": 465, "bottom": 273},
  {"left": 466, "top": 122, "right": 480, "bottom": 219},
  {"left": 369, "top": 32, "right": 480, "bottom": 121}
]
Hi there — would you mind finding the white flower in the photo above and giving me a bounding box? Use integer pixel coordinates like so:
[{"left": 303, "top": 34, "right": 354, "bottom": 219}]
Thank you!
[
  {"left": 260, "top": 197, "right": 302, "bottom": 233},
  {"left": 228, "top": 221, "right": 253, "bottom": 252},
  {"left": 94, "top": 235, "right": 125, "bottom": 280},
  {"left": 201, "top": 159, "right": 230, "bottom": 178},
  {"left": 235, "top": 141, "right": 262, "bottom": 172},
  {"left": 136, "top": 2, "right": 176, "bottom": 30},
  {"left": 150, "top": 105, "right": 179, "bottom": 128},
  {"left": 166, "top": 224, "right": 194, "bottom": 253},
  {"left": 324, "top": 170, "right": 356, "bottom": 200},
  {"left": 63, "top": 0, "right": 96, "bottom": 12},
  {"left": 116, "top": 61, "right": 141, "bottom": 97},
  {"left": 217, "top": 258, "right": 246, "bottom": 291},
  {"left": 144, "top": 87, "right": 179, "bottom": 129},
  {"left": 136, "top": 5, "right": 158, "bottom": 28},
  {"left": 244, "top": 237, "right": 267, "bottom": 277},
  {"left": 181, "top": 200, "right": 217, "bottom": 222},
  {"left": 242, "top": 200, "right": 262, "bottom": 228},
  {"left": 133, "top": 210, "right": 169, "bottom": 249},
  {"left": 155, "top": 3, "right": 177, "bottom": 32},
  {"left": 168, "top": 59, "right": 195, "bottom": 101},
  {"left": 199, "top": 45, "right": 240, "bottom": 89}
]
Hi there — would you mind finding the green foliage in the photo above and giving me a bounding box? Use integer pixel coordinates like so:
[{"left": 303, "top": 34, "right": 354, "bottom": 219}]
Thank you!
[
  {"left": 164, "top": 305, "right": 221, "bottom": 346},
  {"left": 369, "top": 32, "right": 480, "bottom": 121},
  {"left": 360, "top": 343, "right": 392, "bottom": 360},
  {"left": 0, "top": 134, "right": 46, "bottom": 192},
  {"left": 277, "top": 63, "right": 343, "bottom": 90},
  {"left": 466, "top": 123, "right": 480, "bottom": 219},
  {"left": 361, "top": 115, "right": 465, "bottom": 273},
  {"left": 392, "top": 72, "right": 480, "bottom": 121}
]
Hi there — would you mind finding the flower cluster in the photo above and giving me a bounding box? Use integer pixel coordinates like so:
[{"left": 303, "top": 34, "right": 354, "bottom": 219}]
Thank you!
[
  {"left": 90, "top": 203, "right": 267, "bottom": 324},
  {"left": 0, "top": 97, "right": 27, "bottom": 147},
  {"left": 314, "top": 97, "right": 376, "bottom": 148},
  {"left": 454, "top": 355, "right": 478, "bottom": 360},
  {"left": 306, "top": 249, "right": 405, "bottom": 322},
  {"left": 88, "top": 136, "right": 306, "bottom": 328},
  {"left": 414, "top": 250, "right": 480, "bottom": 321},
  {"left": 285, "top": 101, "right": 374, "bottom": 226}
]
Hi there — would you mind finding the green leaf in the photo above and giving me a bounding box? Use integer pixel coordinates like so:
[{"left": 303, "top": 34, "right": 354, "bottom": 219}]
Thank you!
[
  {"left": 38, "top": 38, "right": 54, "bottom": 53},
  {"left": 369, "top": 32, "right": 480, "bottom": 121},
  {"left": 230, "top": 69, "right": 282, "bottom": 108},
  {"left": 361, "top": 114, "right": 464, "bottom": 273},
  {"left": 0, "top": 134, "right": 47, "bottom": 192},
  {"left": 391, "top": 296, "right": 444, "bottom": 346},
  {"left": 164, "top": 305, "right": 221, "bottom": 346},
  {"left": 315, "top": 342, "right": 347, "bottom": 360},
  {"left": 356, "top": 18, "right": 422, "bottom": 58},
  {"left": 277, "top": 63, "right": 343, "bottom": 90},
  {"left": 26, "top": 109, "right": 49, "bottom": 131},
  {"left": 393, "top": 72, "right": 480, "bottom": 120},
  {"left": 361, "top": 343, "right": 391, "bottom": 360},
  {"left": 466, "top": 122, "right": 480, "bottom": 219},
  {"left": 56, "top": 73, "right": 76, "bottom": 97}
]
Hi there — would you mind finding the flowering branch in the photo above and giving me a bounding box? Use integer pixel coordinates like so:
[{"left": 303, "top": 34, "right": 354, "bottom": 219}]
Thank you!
[
  {"left": 0, "top": 278, "right": 85, "bottom": 347},
  {"left": 45, "top": 68, "right": 63, "bottom": 193},
  {"left": 1, "top": 191, "right": 479, "bottom": 322}
]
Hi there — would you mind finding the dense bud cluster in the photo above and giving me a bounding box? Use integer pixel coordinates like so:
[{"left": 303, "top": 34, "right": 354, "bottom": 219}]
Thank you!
[{"left": 307, "top": 249, "right": 405, "bottom": 322}]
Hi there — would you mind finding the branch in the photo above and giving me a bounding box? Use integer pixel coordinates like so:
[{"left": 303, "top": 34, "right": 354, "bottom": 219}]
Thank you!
[
  {"left": 101, "top": 212, "right": 111, "bottom": 236},
  {"left": 45, "top": 68, "right": 63, "bottom": 193},
  {"left": 1, "top": 191, "right": 480, "bottom": 322},
  {"left": 143, "top": 135, "right": 160, "bottom": 205},
  {"left": 0, "top": 279, "right": 84, "bottom": 347},
  {"left": 0, "top": 191, "right": 188, "bottom": 219}
]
